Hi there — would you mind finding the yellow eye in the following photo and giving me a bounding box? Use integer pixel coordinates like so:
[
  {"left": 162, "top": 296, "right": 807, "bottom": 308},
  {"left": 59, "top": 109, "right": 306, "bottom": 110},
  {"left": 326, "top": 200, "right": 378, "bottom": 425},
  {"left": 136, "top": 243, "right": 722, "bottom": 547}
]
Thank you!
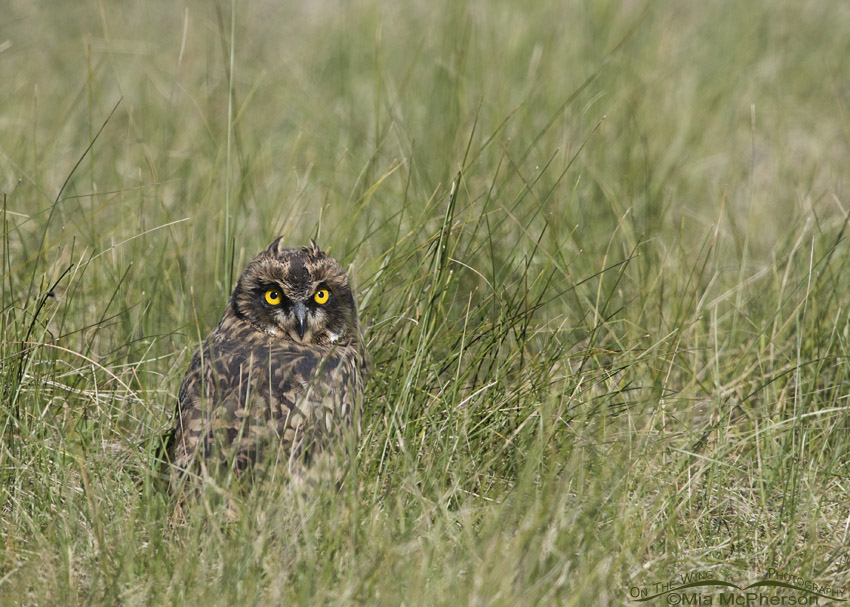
[
  {"left": 265, "top": 290, "right": 282, "bottom": 305},
  {"left": 313, "top": 289, "right": 329, "bottom": 305}
]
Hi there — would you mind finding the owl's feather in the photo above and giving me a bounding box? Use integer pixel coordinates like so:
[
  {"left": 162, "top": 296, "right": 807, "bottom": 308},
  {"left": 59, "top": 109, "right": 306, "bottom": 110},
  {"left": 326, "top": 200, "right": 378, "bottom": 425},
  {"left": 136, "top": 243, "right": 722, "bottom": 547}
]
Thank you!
[{"left": 169, "top": 239, "right": 367, "bottom": 487}]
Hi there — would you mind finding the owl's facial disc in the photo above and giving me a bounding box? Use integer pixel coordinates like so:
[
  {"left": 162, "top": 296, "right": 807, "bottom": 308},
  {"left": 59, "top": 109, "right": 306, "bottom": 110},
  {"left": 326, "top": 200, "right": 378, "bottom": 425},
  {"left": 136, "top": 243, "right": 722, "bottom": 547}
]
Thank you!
[
  {"left": 262, "top": 290, "right": 338, "bottom": 344},
  {"left": 232, "top": 242, "right": 359, "bottom": 346}
]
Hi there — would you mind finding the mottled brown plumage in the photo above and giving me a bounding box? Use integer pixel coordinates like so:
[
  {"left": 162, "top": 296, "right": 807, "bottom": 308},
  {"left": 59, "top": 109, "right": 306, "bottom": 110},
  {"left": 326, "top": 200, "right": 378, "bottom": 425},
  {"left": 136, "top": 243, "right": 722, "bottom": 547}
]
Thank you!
[{"left": 169, "top": 238, "right": 367, "bottom": 487}]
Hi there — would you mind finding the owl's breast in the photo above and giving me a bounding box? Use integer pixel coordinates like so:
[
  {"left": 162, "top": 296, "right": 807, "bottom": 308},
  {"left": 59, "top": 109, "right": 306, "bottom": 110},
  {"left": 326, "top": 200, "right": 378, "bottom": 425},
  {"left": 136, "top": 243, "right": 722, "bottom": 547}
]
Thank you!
[{"left": 173, "top": 334, "right": 362, "bottom": 473}]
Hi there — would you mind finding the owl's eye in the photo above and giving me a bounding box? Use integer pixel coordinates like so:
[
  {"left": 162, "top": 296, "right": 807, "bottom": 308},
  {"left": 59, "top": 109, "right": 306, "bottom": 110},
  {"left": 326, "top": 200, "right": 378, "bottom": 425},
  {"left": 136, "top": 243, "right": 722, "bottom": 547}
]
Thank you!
[
  {"left": 313, "top": 289, "right": 330, "bottom": 305},
  {"left": 265, "top": 289, "right": 282, "bottom": 306}
]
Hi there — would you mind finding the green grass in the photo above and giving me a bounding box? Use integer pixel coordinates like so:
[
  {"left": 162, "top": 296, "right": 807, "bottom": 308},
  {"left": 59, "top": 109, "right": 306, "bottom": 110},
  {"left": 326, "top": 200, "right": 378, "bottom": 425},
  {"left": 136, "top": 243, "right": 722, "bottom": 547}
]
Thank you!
[{"left": 2, "top": 0, "right": 850, "bottom": 604}]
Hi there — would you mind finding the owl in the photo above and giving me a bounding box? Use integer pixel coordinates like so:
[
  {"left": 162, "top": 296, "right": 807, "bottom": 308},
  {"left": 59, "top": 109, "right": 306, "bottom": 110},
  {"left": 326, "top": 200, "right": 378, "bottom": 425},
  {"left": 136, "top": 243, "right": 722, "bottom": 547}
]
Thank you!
[{"left": 168, "top": 238, "right": 368, "bottom": 489}]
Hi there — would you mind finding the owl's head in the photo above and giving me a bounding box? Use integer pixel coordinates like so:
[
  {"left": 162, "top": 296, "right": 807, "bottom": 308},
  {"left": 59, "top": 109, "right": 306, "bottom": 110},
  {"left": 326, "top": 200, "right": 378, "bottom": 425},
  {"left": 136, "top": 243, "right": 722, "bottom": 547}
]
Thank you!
[{"left": 230, "top": 238, "right": 361, "bottom": 347}]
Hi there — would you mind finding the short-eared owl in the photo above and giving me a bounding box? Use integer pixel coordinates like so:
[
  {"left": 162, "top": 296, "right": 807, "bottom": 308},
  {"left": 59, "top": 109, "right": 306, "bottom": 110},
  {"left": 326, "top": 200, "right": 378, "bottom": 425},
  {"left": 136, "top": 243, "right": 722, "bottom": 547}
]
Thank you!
[{"left": 169, "top": 238, "right": 367, "bottom": 486}]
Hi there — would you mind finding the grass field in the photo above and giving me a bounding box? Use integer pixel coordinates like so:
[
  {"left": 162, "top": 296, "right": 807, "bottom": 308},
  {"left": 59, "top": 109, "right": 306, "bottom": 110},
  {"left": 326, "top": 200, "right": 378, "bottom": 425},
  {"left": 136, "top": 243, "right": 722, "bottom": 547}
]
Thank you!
[{"left": 2, "top": 0, "right": 850, "bottom": 604}]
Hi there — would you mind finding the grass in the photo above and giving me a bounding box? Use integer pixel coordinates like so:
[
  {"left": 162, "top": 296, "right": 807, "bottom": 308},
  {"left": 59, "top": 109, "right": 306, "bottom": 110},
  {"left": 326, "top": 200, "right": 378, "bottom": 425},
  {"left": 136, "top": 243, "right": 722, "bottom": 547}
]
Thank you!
[{"left": 2, "top": 0, "right": 850, "bottom": 604}]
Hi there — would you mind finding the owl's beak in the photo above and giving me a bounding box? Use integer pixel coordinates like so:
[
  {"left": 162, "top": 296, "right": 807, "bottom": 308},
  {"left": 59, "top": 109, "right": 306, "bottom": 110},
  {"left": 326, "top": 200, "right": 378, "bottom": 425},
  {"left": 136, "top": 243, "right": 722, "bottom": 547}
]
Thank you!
[{"left": 294, "top": 301, "right": 308, "bottom": 339}]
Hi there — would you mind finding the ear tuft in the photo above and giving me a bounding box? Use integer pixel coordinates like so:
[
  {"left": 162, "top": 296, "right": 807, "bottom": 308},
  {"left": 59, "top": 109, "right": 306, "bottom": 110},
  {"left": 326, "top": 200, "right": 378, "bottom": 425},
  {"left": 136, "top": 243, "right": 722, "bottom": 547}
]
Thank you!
[
  {"left": 265, "top": 236, "right": 285, "bottom": 256},
  {"left": 309, "top": 239, "right": 321, "bottom": 254}
]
